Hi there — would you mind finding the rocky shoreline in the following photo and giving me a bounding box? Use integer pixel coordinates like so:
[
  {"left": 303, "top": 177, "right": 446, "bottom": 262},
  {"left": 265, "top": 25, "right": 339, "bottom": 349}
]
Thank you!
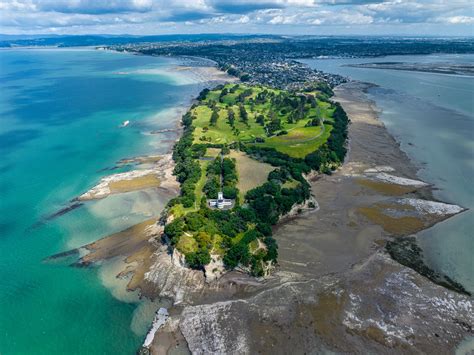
[
  {"left": 143, "top": 81, "right": 471, "bottom": 354},
  {"left": 78, "top": 154, "right": 179, "bottom": 201},
  {"left": 48, "top": 77, "right": 472, "bottom": 354}
]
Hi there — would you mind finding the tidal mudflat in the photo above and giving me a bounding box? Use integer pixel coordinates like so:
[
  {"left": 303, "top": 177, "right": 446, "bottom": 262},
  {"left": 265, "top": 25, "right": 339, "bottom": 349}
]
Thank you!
[
  {"left": 153, "top": 82, "right": 471, "bottom": 354},
  {"left": 66, "top": 80, "right": 471, "bottom": 354},
  {"left": 301, "top": 54, "right": 474, "bottom": 292}
]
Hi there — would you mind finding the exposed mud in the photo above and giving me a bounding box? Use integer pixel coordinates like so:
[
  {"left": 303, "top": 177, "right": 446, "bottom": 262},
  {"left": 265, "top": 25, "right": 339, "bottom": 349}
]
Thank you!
[
  {"left": 152, "top": 82, "right": 471, "bottom": 354},
  {"left": 49, "top": 81, "right": 472, "bottom": 354}
]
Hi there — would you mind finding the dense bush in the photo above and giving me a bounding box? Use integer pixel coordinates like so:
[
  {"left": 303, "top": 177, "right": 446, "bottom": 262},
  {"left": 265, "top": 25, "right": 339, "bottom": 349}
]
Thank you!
[
  {"left": 172, "top": 112, "right": 201, "bottom": 208},
  {"left": 197, "top": 88, "right": 209, "bottom": 101},
  {"left": 185, "top": 249, "right": 211, "bottom": 270},
  {"left": 165, "top": 83, "right": 350, "bottom": 274}
]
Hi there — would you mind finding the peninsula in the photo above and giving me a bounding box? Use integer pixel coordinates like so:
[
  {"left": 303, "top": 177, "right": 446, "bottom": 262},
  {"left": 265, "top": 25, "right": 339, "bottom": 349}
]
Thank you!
[
  {"left": 42, "top": 38, "right": 472, "bottom": 355},
  {"left": 161, "top": 82, "right": 347, "bottom": 276},
  {"left": 2, "top": 0, "right": 474, "bottom": 351}
]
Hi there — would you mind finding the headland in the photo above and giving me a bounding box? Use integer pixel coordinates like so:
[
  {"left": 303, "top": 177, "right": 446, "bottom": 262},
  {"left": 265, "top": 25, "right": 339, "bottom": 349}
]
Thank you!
[{"left": 47, "top": 59, "right": 471, "bottom": 354}]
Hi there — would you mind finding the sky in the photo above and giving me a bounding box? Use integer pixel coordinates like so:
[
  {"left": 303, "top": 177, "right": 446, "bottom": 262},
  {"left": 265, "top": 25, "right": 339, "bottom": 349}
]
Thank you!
[{"left": 0, "top": 0, "right": 473, "bottom": 36}]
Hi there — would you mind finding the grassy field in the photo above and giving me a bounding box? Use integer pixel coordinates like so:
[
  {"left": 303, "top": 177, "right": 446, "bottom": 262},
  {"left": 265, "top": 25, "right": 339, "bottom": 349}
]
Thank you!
[
  {"left": 191, "top": 84, "right": 335, "bottom": 158},
  {"left": 282, "top": 179, "right": 301, "bottom": 189},
  {"left": 176, "top": 234, "right": 198, "bottom": 254},
  {"left": 195, "top": 160, "right": 209, "bottom": 205},
  {"left": 259, "top": 124, "right": 333, "bottom": 158},
  {"left": 171, "top": 83, "right": 337, "bottom": 218},
  {"left": 228, "top": 150, "right": 274, "bottom": 198}
]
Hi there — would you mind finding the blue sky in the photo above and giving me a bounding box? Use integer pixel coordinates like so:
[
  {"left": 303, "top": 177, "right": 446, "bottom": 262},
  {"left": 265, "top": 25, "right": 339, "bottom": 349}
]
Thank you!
[{"left": 0, "top": 0, "right": 473, "bottom": 36}]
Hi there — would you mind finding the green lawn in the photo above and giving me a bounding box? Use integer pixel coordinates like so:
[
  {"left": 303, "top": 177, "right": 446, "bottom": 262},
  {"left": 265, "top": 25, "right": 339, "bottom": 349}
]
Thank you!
[
  {"left": 192, "top": 106, "right": 237, "bottom": 144},
  {"left": 176, "top": 234, "right": 198, "bottom": 254},
  {"left": 192, "top": 84, "right": 335, "bottom": 159},
  {"left": 169, "top": 160, "right": 209, "bottom": 216},
  {"left": 282, "top": 179, "right": 301, "bottom": 189},
  {"left": 195, "top": 160, "right": 209, "bottom": 204},
  {"left": 259, "top": 124, "right": 333, "bottom": 158}
]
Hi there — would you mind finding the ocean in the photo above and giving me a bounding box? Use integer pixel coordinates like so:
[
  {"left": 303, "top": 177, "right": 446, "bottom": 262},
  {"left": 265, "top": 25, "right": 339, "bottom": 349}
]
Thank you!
[
  {"left": 0, "top": 48, "right": 206, "bottom": 354},
  {"left": 300, "top": 54, "right": 474, "bottom": 294}
]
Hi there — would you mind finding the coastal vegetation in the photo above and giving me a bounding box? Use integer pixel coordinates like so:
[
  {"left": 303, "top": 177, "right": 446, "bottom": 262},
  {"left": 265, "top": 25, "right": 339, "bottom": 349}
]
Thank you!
[{"left": 164, "top": 83, "right": 349, "bottom": 276}]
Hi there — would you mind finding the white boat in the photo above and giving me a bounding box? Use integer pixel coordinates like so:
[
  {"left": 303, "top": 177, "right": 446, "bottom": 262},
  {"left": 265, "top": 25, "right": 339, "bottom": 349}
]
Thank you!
[{"left": 120, "top": 120, "right": 130, "bottom": 127}]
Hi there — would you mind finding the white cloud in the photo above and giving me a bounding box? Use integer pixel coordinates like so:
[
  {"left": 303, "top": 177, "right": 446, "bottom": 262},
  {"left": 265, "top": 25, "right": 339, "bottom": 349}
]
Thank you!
[
  {"left": 0, "top": 0, "right": 154, "bottom": 14},
  {"left": 0, "top": 0, "right": 472, "bottom": 34},
  {"left": 441, "top": 16, "right": 474, "bottom": 24}
]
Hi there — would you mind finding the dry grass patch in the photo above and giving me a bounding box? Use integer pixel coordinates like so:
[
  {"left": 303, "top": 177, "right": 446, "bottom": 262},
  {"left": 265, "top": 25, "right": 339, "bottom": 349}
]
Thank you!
[
  {"left": 205, "top": 148, "right": 221, "bottom": 158},
  {"left": 108, "top": 174, "right": 160, "bottom": 193},
  {"left": 229, "top": 150, "right": 274, "bottom": 196}
]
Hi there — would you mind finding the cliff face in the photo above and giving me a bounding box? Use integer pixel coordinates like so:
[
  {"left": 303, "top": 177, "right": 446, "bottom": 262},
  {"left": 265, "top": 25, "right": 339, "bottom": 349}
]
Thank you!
[
  {"left": 143, "top": 247, "right": 207, "bottom": 304},
  {"left": 145, "top": 82, "right": 472, "bottom": 354}
]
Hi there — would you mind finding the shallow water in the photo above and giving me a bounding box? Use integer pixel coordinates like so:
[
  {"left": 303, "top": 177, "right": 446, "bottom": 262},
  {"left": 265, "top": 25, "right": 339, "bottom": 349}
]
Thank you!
[
  {"left": 301, "top": 54, "right": 474, "bottom": 294},
  {"left": 0, "top": 48, "right": 205, "bottom": 354}
]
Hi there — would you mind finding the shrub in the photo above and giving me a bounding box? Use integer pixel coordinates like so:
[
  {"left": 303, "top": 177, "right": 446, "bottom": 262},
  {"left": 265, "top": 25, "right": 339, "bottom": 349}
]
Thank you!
[{"left": 185, "top": 249, "right": 211, "bottom": 270}]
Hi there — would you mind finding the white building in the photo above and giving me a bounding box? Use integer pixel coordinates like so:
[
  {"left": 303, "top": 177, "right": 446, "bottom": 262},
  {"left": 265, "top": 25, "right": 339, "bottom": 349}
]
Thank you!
[{"left": 208, "top": 192, "right": 233, "bottom": 209}]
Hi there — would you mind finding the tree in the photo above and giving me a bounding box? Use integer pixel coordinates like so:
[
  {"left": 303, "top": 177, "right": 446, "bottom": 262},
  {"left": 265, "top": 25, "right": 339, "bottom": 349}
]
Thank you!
[
  {"left": 223, "top": 186, "right": 238, "bottom": 199},
  {"left": 164, "top": 219, "right": 184, "bottom": 244},
  {"left": 222, "top": 158, "right": 237, "bottom": 185},
  {"left": 197, "top": 88, "right": 209, "bottom": 101},
  {"left": 223, "top": 243, "right": 250, "bottom": 269},
  {"left": 265, "top": 118, "right": 282, "bottom": 136},
  {"left": 229, "top": 84, "right": 239, "bottom": 93},
  {"left": 251, "top": 195, "right": 279, "bottom": 225},
  {"left": 305, "top": 151, "right": 322, "bottom": 170},
  {"left": 239, "top": 104, "right": 248, "bottom": 125},
  {"left": 240, "top": 73, "right": 250, "bottom": 82},
  {"left": 227, "top": 67, "right": 240, "bottom": 77},
  {"left": 305, "top": 118, "right": 320, "bottom": 127},
  {"left": 227, "top": 107, "right": 235, "bottom": 127},
  {"left": 210, "top": 108, "right": 219, "bottom": 126},
  {"left": 263, "top": 236, "right": 278, "bottom": 261},
  {"left": 195, "top": 231, "right": 212, "bottom": 249},
  {"left": 185, "top": 249, "right": 211, "bottom": 269},
  {"left": 219, "top": 88, "right": 228, "bottom": 103},
  {"left": 221, "top": 145, "right": 230, "bottom": 155},
  {"left": 203, "top": 178, "right": 220, "bottom": 199},
  {"left": 184, "top": 212, "right": 206, "bottom": 231}
]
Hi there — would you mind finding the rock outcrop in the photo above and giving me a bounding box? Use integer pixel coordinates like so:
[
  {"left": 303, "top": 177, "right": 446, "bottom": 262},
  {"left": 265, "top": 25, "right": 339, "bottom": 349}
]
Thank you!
[
  {"left": 175, "top": 252, "right": 473, "bottom": 354},
  {"left": 144, "top": 246, "right": 207, "bottom": 304}
]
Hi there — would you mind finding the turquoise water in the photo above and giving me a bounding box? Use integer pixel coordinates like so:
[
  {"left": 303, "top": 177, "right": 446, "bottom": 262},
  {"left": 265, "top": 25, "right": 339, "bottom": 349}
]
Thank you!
[
  {"left": 301, "top": 54, "right": 474, "bottom": 294},
  {"left": 0, "top": 49, "right": 204, "bottom": 354}
]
